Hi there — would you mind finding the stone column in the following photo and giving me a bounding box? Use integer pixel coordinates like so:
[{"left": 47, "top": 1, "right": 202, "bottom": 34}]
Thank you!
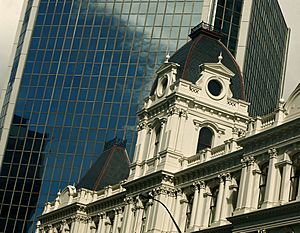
[
  {"left": 172, "top": 189, "right": 183, "bottom": 232},
  {"left": 77, "top": 216, "right": 88, "bottom": 233},
  {"left": 194, "top": 181, "right": 206, "bottom": 229},
  {"left": 220, "top": 173, "right": 231, "bottom": 222},
  {"left": 87, "top": 218, "right": 97, "bottom": 233},
  {"left": 166, "top": 190, "right": 177, "bottom": 231},
  {"left": 150, "top": 188, "right": 169, "bottom": 233},
  {"left": 143, "top": 199, "right": 154, "bottom": 232},
  {"left": 244, "top": 156, "right": 255, "bottom": 209},
  {"left": 111, "top": 209, "right": 119, "bottom": 233},
  {"left": 104, "top": 216, "right": 112, "bottom": 233},
  {"left": 251, "top": 168, "right": 261, "bottom": 209},
  {"left": 120, "top": 197, "right": 134, "bottom": 233},
  {"left": 161, "top": 190, "right": 174, "bottom": 232},
  {"left": 132, "top": 197, "right": 144, "bottom": 233},
  {"left": 189, "top": 182, "right": 199, "bottom": 229},
  {"left": 70, "top": 217, "right": 80, "bottom": 233},
  {"left": 201, "top": 189, "right": 212, "bottom": 228},
  {"left": 235, "top": 157, "right": 248, "bottom": 211},
  {"left": 213, "top": 175, "right": 224, "bottom": 223},
  {"left": 96, "top": 212, "right": 105, "bottom": 233},
  {"left": 262, "top": 148, "right": 278, "bottom": 208},
  {"left": 279, "top": 161, "right": 292, "bottom": 204},
  {"left": 178, "top": 192, "right": 189, "bottom": 232},
  {"left": 60, "top": 220, "right": 70, "bottom": 233}
]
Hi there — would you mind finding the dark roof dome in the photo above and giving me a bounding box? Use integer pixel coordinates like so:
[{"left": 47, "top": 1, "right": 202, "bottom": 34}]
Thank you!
[
  {"left": 77, "top": 138, "right": 130, "bottom": 191},
  {"left": 151, "top": 22, "right": 245, "bottom": 100}
]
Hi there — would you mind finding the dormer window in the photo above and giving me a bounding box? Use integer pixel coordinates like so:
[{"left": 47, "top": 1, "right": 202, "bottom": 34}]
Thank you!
[
  {"left": 197, "top": 127, "right": 214, "bottom": 153},
  {"left": 157, "top": 75, "right": 169, "bottom": 97}
]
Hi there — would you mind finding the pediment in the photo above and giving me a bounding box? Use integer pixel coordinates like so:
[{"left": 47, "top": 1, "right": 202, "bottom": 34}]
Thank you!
[
  {"left": 156, "top": 62, "right": 180, "bottom": 76},
  {"left": 199, "top": 63, "right": 235, "bottom": 78},
  {"left": 284, "top": 84, "right": 300, "bottom": 120},
  {"left": 60, "top": 185, "right": 76, "bottom": 205}
]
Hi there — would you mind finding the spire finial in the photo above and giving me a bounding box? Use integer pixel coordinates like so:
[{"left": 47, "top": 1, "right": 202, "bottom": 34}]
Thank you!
[
  {"left": 165, "top": 52, "right": 170, "bottom": 63},
  {"left": 218, "top": 52, "right": 223, "bottom": 64}
]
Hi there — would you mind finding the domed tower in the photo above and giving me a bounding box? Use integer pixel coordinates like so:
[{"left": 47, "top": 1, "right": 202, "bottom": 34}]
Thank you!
[{"left": 129, "top": 23, "right": 250, "bottom": 180}]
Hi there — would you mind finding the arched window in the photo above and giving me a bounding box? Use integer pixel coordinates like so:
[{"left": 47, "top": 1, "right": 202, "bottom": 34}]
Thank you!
[
  {"left": 197, "top": 127, "right": 214, "bottom": 153},
  {"left": 290, "top": 153, "right": 300, "bottom": 201}
]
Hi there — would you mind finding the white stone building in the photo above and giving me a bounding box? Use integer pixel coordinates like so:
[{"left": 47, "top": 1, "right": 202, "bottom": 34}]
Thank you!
[{"left": 37, "top": 26, "right": 300, "bottom": 233}]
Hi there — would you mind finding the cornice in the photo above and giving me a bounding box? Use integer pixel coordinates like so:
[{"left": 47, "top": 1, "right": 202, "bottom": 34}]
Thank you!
[
  {"left": 85, "top": 191, "right": 126, "bottom": 216},
  {"left": 239, "top": 117, "right": 300, "bottom": 148},
  {"left": 139, "top": 89, "right": 249, "bottom": 124},
  {"left": 228, "top": 201, "right": 300, "bottom": 231},
  {"left": 194, "top": 224, "right": 232, "bottom": 233},
  {"left": 38, "top": 203, "right": 86, "bottom": 225},
  {"left": 174, "top": 149, "right": 243, "bottom": 187},
  {"left": 123, "top": 170, "right": 174, "bottom": 195}
]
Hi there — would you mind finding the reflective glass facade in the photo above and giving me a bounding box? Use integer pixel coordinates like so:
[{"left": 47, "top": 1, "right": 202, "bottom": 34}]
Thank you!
[
  {"left": 0, "top": 0, "right": 204, "bottom": 232},
  {"left": 214, "top": 0, "right": 244, "bottom": 56},
  {"left": 243, "top": 0, "right": 289, "bottom": 116},
  {"left": 0, "top": 0, "right": 289, "bottom": 232}
]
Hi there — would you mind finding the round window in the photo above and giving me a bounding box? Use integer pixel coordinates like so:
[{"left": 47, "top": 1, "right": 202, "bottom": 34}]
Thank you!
[
  {"left": 157, "top": 76, "right": 168, "bottom": 97},
  {"left": 208, "top": 79, "right": 222, "bottom": 96}
]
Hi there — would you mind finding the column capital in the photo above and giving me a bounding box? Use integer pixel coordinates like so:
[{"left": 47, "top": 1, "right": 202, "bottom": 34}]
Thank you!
[
  {"left": 124, "top": 196, "right": 134, "bottom": 204},
  {"left": 217, "top": 174, "right": 225, "bottom": 183},
  {"left": 137, "top": 122, "right": 147, "bottom": 131},
  {"left": 223, "top": 172, "right": 231, "bottom": 181},
  {"left": 192, "top": 180, "right": 205, "bottom": 189},
  {"left": 98, "top": 211, "right": 106, "bottom": 218},
  {"left": 160, "top": 118, "right": 167, "bottom": 125},
  {"left": 135, "top": 196, "right": 144, "bottom": 209},
  {"left": 268, "top": 148, "right": 278, "bottom": 159},
  {"left": 175, "top": 188, "right": 183, "bottom": 197},
  {"left": 241, "top": 155, "right": 255, "bottom": 166}
]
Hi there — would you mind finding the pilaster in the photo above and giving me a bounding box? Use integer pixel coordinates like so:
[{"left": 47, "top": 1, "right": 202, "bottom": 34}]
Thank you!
[
  {"left": 213, "top": 174, "right": 225, "bottom": 224},
  {"left": 189, "top": 182, "right": 200, "bottom": 229},
  {"left": 262, "top": 148, "right": 279, "bottom": 208},
  {"left": 194, "top": 181, "right": 206, "bottom": 230},
  {"left": 219, "top": 173, "right": 231, "bottom": 222},
  {"left": 279, "top": 160, "right": 292, "bottom": 204}
]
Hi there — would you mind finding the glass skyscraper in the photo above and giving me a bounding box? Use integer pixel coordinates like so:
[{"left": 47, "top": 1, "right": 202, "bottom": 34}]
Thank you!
[{"left": 0, "top": 0, "right": 289, "bottom": 232}]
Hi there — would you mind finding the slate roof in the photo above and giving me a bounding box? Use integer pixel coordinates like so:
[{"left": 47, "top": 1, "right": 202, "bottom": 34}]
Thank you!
[
  {"left": 150, "top": 24, "right": 245, "bottom": 100},
  {"left": 77, "top": 138, "right": 130, "bottom": 191}
]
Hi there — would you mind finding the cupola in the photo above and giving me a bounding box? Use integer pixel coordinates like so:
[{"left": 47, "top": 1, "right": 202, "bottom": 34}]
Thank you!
[{"left": 129, "top": 23, "right": 250, "bottom": 181}]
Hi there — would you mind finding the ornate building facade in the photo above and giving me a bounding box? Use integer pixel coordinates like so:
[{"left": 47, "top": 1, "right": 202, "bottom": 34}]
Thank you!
[{"left": 37, "top": 27, "right": 299, "bottom": 233}]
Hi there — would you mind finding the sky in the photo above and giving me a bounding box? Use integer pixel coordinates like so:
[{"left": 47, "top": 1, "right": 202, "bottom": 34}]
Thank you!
[{"left": 0, "top": 0, "right": 299, "bottom": 100}]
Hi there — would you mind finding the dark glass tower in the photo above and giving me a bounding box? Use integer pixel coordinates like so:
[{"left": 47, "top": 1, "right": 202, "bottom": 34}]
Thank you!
[
  {"left": 240, "top": 0, "right": 290, "bottom": 116},
  {"left": 0, "top": 0, "right": 289, "bottom": 232},
  {"left": 0, "top": 0, "right": 205, "bottom": 232}
]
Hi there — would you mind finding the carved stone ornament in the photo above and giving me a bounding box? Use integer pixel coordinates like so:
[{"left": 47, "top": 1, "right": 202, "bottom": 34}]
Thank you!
[
  {"left": 241, "top": 155, "right": 255, "bottom": 166},
  {"left": 137, "top": 122, "right": 147, "bottom": 131},
  {"left": 268, "top": 148, "right": 278, "bottom": 159},
  {"left": 162, "top": 174, "right": 174, "bottom": 184}
]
